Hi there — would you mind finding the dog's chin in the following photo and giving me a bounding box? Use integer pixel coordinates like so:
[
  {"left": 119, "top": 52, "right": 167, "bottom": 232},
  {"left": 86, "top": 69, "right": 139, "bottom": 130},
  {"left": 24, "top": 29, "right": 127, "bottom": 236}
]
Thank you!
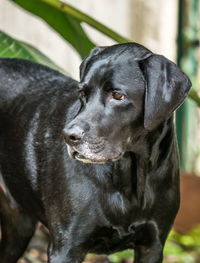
[{"left": 67, "top": 146, "right": 122, "bottom": 164}]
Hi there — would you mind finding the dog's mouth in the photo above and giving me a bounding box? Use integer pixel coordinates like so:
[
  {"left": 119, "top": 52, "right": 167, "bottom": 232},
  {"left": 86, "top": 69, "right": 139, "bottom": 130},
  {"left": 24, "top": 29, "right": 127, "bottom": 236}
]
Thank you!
[
  {"left": 73, "top": 151, "right": 107, "bottom": 164},
  {"left": 68, "top": 147, "right": 122, "bottom": 164}
]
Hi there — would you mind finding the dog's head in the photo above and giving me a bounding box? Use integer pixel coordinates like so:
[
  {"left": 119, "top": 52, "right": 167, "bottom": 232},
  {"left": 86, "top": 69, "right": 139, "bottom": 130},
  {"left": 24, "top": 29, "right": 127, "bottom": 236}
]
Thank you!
[{"left": 63, "top": 43, "right": 191, "bottom": 164}]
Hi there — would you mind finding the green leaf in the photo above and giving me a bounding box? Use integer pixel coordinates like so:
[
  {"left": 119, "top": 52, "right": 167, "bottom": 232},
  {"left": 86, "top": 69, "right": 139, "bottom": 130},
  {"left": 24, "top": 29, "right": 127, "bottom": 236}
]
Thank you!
[
  {"left": 11, "top": 0, "right": 95, "bottom": 59},
  {"left": 108, "top": 249, "right": 133, "bottom": 263},
  {"left": 0, "top": 30, "right": 64, "bottom": 72},
  {"left": 36, "top": 0, "right": 130, "bottom": 43}
]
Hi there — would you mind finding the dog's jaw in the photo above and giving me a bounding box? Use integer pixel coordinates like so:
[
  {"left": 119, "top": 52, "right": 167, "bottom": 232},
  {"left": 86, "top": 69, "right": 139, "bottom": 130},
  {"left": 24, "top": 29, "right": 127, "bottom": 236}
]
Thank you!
[{"left": 67, "top": 144, "right": 122, "bottom": 164}]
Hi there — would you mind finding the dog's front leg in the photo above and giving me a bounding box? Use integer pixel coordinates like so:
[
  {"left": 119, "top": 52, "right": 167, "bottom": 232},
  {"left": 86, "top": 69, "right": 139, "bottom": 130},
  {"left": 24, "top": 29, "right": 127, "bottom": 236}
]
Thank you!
[
  {"left": 134, "top": 241, "right": 163, "bottom": 263},
  {"left": 46, "top": 218, "right": 93, "bottom": 263},
  {"left": 47, "top": 242, "right": 86, "bottom": 263},
  {"left": 129, "top": 221, "right": 164, "bottom": 263}
]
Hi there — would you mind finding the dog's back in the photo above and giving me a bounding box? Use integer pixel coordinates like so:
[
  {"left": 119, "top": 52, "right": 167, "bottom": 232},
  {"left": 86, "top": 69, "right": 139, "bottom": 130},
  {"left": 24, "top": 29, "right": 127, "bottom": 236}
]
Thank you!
[{"left": 0, "top": 58, "right": 75, "bottom": 105}]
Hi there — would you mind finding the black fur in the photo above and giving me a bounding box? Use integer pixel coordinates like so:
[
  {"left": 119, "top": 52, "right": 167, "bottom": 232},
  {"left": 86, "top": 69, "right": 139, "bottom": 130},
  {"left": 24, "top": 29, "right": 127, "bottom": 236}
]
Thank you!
[{"left": 0, "top": 43, "right": 191, "bottom": 263}]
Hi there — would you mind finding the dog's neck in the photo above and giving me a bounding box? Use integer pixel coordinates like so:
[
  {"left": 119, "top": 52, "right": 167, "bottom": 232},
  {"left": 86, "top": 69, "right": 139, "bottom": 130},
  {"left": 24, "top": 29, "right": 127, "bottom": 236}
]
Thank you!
[
  {"left": 128, "top": 117, "right": 177, "bottom": 208},
  {"left": 130, "top": 117, "right": 176, "bottom": 165},
  {"left": 98, "top": 117, "right": 177, "bottom": 212},
  {"left": 98, "top": 117, "right": 178, "bottom": 219}
]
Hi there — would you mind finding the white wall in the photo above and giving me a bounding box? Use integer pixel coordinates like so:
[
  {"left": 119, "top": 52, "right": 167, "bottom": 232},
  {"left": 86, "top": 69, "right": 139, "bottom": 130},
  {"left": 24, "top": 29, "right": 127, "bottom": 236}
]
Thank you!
[{"left": 130, "top": 0, "right": 178, "bottom": 61}]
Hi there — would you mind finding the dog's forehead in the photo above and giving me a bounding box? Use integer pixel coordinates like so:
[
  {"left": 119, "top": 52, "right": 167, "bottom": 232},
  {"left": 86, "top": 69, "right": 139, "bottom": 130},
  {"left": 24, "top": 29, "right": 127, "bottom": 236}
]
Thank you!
[
  {"left": 83, "top": 58, "right": 110, "bottom": 82},
  {"left": 82, "top": 54, "right": 144, "bottom": 88}
]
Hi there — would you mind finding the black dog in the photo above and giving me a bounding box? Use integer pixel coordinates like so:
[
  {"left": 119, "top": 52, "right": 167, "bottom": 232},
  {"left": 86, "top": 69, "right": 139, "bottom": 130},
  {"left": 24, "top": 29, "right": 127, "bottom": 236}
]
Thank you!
[{"left": 0, "top": 43, "right": 191, "bottom": 263}]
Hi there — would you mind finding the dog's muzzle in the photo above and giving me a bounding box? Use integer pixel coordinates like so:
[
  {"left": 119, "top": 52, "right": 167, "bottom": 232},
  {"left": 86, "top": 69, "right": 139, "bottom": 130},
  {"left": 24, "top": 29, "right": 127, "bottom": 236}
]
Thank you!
[{"left": 63, "top": 128, "right": 122, "bottom": 164}]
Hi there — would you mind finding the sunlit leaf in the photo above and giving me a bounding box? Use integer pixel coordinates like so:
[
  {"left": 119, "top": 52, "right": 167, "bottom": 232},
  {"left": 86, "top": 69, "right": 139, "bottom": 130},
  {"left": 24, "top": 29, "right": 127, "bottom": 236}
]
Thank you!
[{"left": 0, "top": 30, "right": 64, "bottom": 72}]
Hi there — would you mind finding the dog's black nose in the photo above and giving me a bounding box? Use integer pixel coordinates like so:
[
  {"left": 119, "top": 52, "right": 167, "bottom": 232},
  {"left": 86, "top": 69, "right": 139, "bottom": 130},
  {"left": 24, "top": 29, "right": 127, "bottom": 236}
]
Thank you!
[{"left": 63, "top": 126, "right": 84, "bottom": 145}]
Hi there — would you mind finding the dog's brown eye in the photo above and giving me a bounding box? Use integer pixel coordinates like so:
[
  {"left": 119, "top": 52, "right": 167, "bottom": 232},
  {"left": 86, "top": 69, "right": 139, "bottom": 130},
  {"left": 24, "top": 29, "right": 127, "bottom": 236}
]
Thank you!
[{"left": 112, "top": 92, "right": 125, "bottom": 100}]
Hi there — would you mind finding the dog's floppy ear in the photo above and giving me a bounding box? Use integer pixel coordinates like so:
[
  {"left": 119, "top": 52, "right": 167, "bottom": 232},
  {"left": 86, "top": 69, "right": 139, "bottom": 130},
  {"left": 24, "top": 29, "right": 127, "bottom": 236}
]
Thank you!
[
  {"left": 140, "top": 55, "right": 192, "bottom": 131},
  {"left": 79, "top": 46, "right": 106, "bottom": 81}
]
